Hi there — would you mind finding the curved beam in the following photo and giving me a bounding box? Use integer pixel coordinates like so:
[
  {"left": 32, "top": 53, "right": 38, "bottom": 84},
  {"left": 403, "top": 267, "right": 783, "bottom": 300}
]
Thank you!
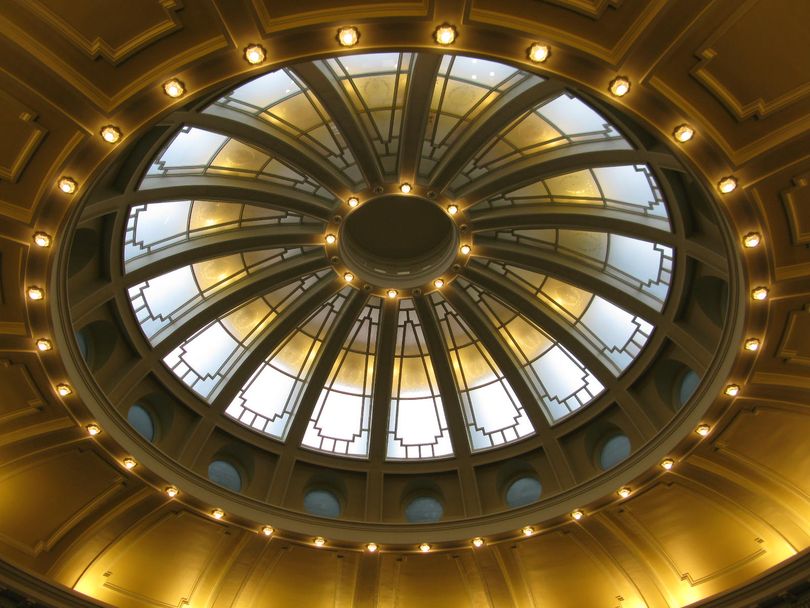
[
  {"left": 367, "top": 298, "right": 398, "bottom": 470},
  {"left": 293, "top": 62, "right": 383, "bottom": 186},
  {"left": 209, "top": 273, "right": 344, "bottom": 412},
  {"left": 398, "top": 53, "right": 442, "bottom": 181},
  {"left": 430, "top": 78, "right": 567, "bottom": 191},
  {"left": 473, "top": 237, "right": 665, "bottom": 320},
  {"left": 173, "top": 109, "right": 354, "bottom": 196},
  {"left": 151, "top": 250, "right": 331, "bottom": 356},
  {"left": 267, "top": 289, "right": 369, "bottom": 503},
  {"left": 443, "top": 283, "right": 576, "bottom": 485},
  {"left": 460, "top": 262, "right": 619, "bottom": 385},
  {"left": 85, "top": 177, "right": 336, "bottom": 222},
  {"left": 124, "top": 224, "right": 325, "bottom": 285},
  {"left": 470, "top": 204, "right": 673, "bottom": 245},
  {"left": 456, "top": 146, "right": 680, "bottom": 206}
]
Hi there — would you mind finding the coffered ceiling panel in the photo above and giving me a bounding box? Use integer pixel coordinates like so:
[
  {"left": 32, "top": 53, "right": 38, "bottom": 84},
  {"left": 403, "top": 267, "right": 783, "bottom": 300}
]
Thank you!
[
  {"left": 250, "top": 0, "right": 431, "bottom": 33},
  {"left": 0, "top": 90, "right": 46, "bottom": 184}
]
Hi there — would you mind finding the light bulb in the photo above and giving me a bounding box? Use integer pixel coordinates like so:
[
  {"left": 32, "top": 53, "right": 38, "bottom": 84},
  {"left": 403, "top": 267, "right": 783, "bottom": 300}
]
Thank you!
[
  {"left": 58, "top": 177, "right": 77, "bottom": 194},
  {"left": 387, "top": 289, "right": 398, "bottom": 299},
  {"left": 521, "top": 526, "right": 534, "bottom": 536},
  {"left": 261, "top": 525, "right": 274, "bottom": 537},
  {"left": 744, "top": 338, "right": 760, "bottom": 351},
  {"left": 460, "top": 244, "right": 471, "bottom": 255},
  {"left": 718, "top": 176, "right": 737, "bottom": 194},
  {"left": 673, "top": 124, "right": 694, "bottom": 143},
  {"left": 211, "top": 508, "right": 224, "bottom": 520},
  {"left": 571, "top": 509, "right": 583, "bottom": 521},
  {"left": 434, "top": 24, "right": 457, "bottom": 45},
  {"left": 617, "top": 487, "right": 631, "bottom": 498},
  {"left": 447, "top": 204, "right": 458, "bottom": 215},
  {"left": 366, "top": 542, "right": 378, "bottom": 553},
  {"left": 337, "top": 27, "right": 359, "bottom": 47},
  {"left": 660, "top": 458, "right": 674, "bottom": 470},
  {"left": 347, "top": 196, "right": 360, "bottom": 207},
  {"left": 100, "top": 125, "right": 122, "bottom": 143},
  {"left": 165, "top": 485, "right": 179, "bottom": 497},
  {"left": 56, "top": 383, "right": 72, "bottom": 396},
  {"left": 527, "top": 43, "right": 550, "bottom": 63},
  {"left": 433, "top": 278, "right": 444, "bottom": 288},
  {"left": 314, "top": 536, "right": 326, "bottom": 547},
  {"left": 27, "top": 286, "right": 44, "bottom": 301},
  {"left": 343, "top": 272, "right": 354, "bottom": 282},
  {"left": 163, "top": 79, "right": 185, "bottom": 98},
  {"left": 244, "top": 44, "right": 266, "bottom": 65},
  {"left": 751, "top": 286, "right": 769, "bottom": 300},
  {"left": 122, "top": 457, "right": 137, "bottom": 469},
  {"left": 400, "top": 183, "right": 412, "bottom": 194},
  {"left": 325, "top": 234, "right": 336, "bottom": 244},
  {"left": 724, "top": 384, "right": 740, "bottom": 397},
  {"left": 36, "top": 338, "right": 52, "bottom": 351},
  {"left": 472, "top": 537, "right": 484, "bottom": 548},
  {"left": 609, "top": 76, "right": 630, "bottom": 97},
  {"left": 419, "top": 542, "right": 431, "bottom": 552},
  {"left": 696, "top": 424, "right": 711, "bottom": 437},
  {"left": 743, "top": 232, "right": 761, "bottom": 248},
  {"left": 85, "top": 423, "right": 100, "bottom": 436},
  {"left": 33, "top": 232, "right": 52, "bottom": 247}
]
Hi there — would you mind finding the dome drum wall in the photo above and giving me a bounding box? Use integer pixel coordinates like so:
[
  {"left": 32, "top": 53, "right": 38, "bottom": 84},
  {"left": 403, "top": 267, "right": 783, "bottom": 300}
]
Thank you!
[{"left": 49, "top": 47, "right": 747, "bottom": 548}]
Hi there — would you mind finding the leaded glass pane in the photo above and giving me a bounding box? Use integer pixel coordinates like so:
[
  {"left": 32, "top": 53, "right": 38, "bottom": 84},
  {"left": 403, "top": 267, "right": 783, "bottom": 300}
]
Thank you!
[
  {"left": 429, "top": 292, "right": 534, "bottom": 450},
  {"left": 161, "top": 272, "right": 328, "bottom": 400},
  {"left": 322, "top": 53, "right": 413, "bottom": 175},
  {"left": 124, "top": 200, "right": 318, "bottom": 267},
  {"left": 128, "top": 247, "right": 314, "bottom": 344},
  {"left": 474, "top": 260, "right": 653, "bottom": 376},
  {"left": 418, "top": 55, "right": 541, "bottom": 178},
  {"left": 451, "top": 93, "right": 629, "bottom": 190},
  {"left": 471, "top": 164, "right": 668, "bottom": 226},
  {"left": 203, "top": 69, "right": 362, "bottom": 185},
  {"left": 387, "top": 299, "right": 453, "bottom": 460},
  {"left": 225, "top": 288, "right": 350, "bottom": 440},
  {"left": 302, "top": 298, "right": 381, "bottom": 457},
  {"left": 487, "top": 229, "right": 673, "bottom": 309},
  {"left": 140, "top": 126, "right": 335, "bottom": 200},
  {"left": 458, "top": 278, "right": 604, "bottom": 422}
]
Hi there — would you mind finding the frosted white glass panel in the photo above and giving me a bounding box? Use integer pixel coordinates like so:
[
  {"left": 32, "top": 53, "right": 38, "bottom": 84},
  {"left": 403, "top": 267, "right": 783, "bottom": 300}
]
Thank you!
[{"left": 387, "top": 299, "right": 453, "bottom": 460}]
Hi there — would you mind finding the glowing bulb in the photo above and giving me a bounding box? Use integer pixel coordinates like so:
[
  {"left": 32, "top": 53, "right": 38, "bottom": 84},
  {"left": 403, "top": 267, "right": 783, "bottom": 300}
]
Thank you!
[
  {"left": 609, "top": 76, "right": 630, "bottom": 97},
  {"left": 743, "top": 232, "right": 761, "bottom": 248},
  {"left": 400, "top": 183, "right": 412, "bottom": 194},
  {"left": 27, "top": 286, "right": 44, "bottom": 300},
  {"left": 165, "top": 485, "right": 179, "bottom": 497},
  {"left": 85, "top": 423, "right": 100, "bottom": 436},
  {"left": 122, "top": 457, "right": 137, "bottom": 469},
  {"left": 337, "top": 27, "right": 359, "bottom": 47},
  {"left": 660, "top": 458, "right": 674, "bottom": 470},
  {"left": 260, "top": 525, "right": 274, "bottom": 537},
  {"left": 58, "top": 177, "right": 77, "bottom": 193},
  {"left": 314, "top": 536, "right": 326, "bottom": 547},
  {"left": 434, "top": 24, "right": 457, "bottom": 45},
  {"left": 433, "top": 278, "right": 444, "bottom": 288},
  {"left": 460, "top": 244, "right": 471, "bottom": 255},
  {"left": 33, "top": 232, "right": 52, "bottom": 247},
  {"left": 521, "top": 526, "right": 534, "bottom": 536},
  {"left": 571, "top": 509, "right": 583, "bottom": 521},
  {"left": 672, "top": 124, "right": 694, "bottom": 143},
  {"left": 696, "top": 424, "right": 711, "bottom": 437},
  {"left": 447, "top": 204, "right": 458, "bottom": 215},
  {"left": 100, "top": 125, "right": 121, "bottom": 143},
  {"left": 617, "top": 487, "right": 631, "bottom": 498},
  {"left": 472, "top": 537, "right": 484, "bottom": 548},
  {"left": 527, "top": 43, "right": 550, "bottom": 63},
  {"left": 366, "top": 542, "right": 378, "bottom": 553},
  {"left": 419, "top": 542, "right": 431, "bottom": 552},
  {"left": 724, "top": 384, "right": 740, "bottom": 397},
  {"left": 718, "top": 176, "right": 737, "bottom": 194},
  {"left": 744, "top": 338, "right": 760, "bottom": 351},
  {"left": 751, "top": 286, "right": 769, "bottom": 301},
  {"left": 56, "top": 384, "right": 72, "bottom": 396},
  {"left": 211, "top": 508, "right": 224, "bottom": 520},
  {"left": 163, "top": 79, "right": 185, "bottom": 98},
  {"left": 343, "top": 272, "right": 354, "bottom": 282},
  {"left": 36, "top": 338, "right": 52, "bottom": 351},
  {"left": 325, "top": 234, "right": 337, "bottom": 244},
  {"left": 387, "top": 289, "right": 398, "bottom": 299},
  {"left": 244, "top": 44, "right": 266, "bottom": 65},
  {"left": 347, "top": 196, "right": 360, "bottom": 207}
]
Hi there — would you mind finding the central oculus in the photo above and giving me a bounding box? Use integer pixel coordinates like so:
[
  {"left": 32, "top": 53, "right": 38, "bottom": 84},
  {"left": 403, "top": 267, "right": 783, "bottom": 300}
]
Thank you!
[{"left": 339, "top": 194, "right": 459, "bottom": 289}]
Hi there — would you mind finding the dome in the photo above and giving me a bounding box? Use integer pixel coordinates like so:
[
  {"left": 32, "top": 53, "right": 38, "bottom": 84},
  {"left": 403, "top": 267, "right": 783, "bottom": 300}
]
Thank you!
[{"left": 4, "top": 3, "right": 808, "bottom": 606}]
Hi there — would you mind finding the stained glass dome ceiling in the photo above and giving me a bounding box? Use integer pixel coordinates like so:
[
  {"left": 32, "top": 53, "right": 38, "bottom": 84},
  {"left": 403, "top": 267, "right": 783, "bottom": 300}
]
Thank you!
[{"left": 124, "top": 52, "right": 675, "bottom": 462}]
